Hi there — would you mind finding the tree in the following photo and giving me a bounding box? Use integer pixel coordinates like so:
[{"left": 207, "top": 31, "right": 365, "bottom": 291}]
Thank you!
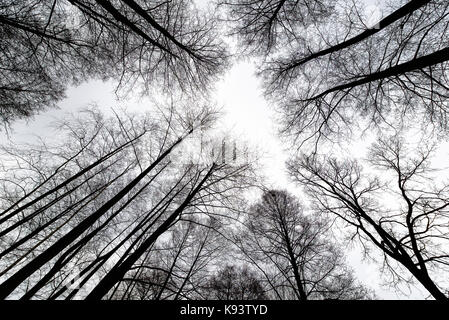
[
  {"left": 232, "top": 189, "right": 372, "bottom": 300},
  {"left": 0, "top": 0, "right": 228, "bottom": 123},
  {"left": 108, "top": 218, "right": 227, "bottom": 300},
  {"left": 220, "top": 0, "right": 449, "bottom": 148},
  {"left": 218, "top": 0, "right": 335, "bottom": 55},
  {"left": 199, "top": 265, "right": 267, "bottom": 300},
  {"left": 289, "top": 135, "right": 449, "bottom": 300},
  {"left": 0, "top": 101, "right": 256, "bottom": 300}
]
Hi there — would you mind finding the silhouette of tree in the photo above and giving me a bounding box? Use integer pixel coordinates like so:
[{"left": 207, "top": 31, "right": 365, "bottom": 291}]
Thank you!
[
  {"left": 200, "top": 265, "right": 267, "bottom": 300},
  {"left": 218, "top": 0, "right": 334, "bottom": 55},
  {"left": 289, "top": 135, "right": 449, "bottom": 300},
  {"left": 233, "top": 189, "right": 372, "bottom": 300},
  {"left": 109, "top": 218, "right": 226, "bottom": 300},
  {"left": 0, "top": 0, "right": 228, "bottom": 123},
  {"left": 220, "top": 0, "right": 449, "bottom": 148},
  {"left": 0, "top": 101, "right": 256, "bottom": 300}
]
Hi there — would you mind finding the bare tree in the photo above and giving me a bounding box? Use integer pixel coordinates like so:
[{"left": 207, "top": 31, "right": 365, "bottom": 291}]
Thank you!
[
  {"left": 217, "top": 0, "right": 334, "bottom": 55},
  {"left": 84, "top": 145, "right": 256, "bottom": 300},
  {"left": 232, "top": 189, "right": 372, "bottom": 300},
  {"left": 0, "top": 0, "right": 228, "bottom": 123},
  {"left": 289, "top": 135, "right": 449, "bottom": 300},
  {"left": 220, "top": 0, "right": 449, "bottom": 148},
  {"left": 109, "top": 218, "right": 227, "bottom": 300},
  {"left": 0, "top": 99, "right": 257, "bottom": 300},
  {"left": 199, "top": 265, "right": 268, "bottom": 300}
]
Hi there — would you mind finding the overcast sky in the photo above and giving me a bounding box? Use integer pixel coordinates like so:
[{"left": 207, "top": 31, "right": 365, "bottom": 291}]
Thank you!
[{"left": 0, "top": 0, "right": 438, "bottom": 299}]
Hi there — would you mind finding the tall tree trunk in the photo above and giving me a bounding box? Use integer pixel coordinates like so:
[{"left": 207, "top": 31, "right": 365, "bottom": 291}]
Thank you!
[{"left": 85, "top": 164, "right": 216, "bottom": 300}]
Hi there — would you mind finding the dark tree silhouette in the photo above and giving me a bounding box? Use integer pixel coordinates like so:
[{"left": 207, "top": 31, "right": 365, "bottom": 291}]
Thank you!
[
  {"left": 233, "top": 190, "right": 372, "bottom": 300},
  {"left": 0, "top": 102, "right": 256, "bottom": 300},
  {"left": 109, "top": 218, "right": 226, "bottom": 300},
  {"left": 289, "top": 135, "right": 449, "bottom": 300},
  {"left": 200, "top": 265, "right": 267, "bottom": 300},
  {"left": 0, "top": 0, "right": 228, "bottom": 123},
  {"left": 218, "top": 0, "right": 334, "bottom": 54},
  {"left": 220, "top": 0, "right": 449, "bottom": 148}
]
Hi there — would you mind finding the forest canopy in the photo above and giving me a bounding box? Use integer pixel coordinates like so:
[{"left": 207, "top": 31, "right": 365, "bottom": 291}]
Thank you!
[{"left": 0, "top": 0, "right": 448, "bottom": 301}]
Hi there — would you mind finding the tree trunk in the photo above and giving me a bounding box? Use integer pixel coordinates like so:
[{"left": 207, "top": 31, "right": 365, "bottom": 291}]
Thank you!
[
  {"left": 283, "top": 0, "right": 431, "bottom": 71},
  {"left": 85, "top": 164, "right": 216, "bottom": 300},
  {"left": 308, "top": 46, "right": 449, "bottom": 100},
  {"left": 0, "top": 135, "right": 186, "bottom": 299}
]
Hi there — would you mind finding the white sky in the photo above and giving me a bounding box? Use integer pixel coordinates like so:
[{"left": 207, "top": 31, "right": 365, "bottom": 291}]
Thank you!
[{"left": 0, "top": 0, "right": 441, "bottom": 300}]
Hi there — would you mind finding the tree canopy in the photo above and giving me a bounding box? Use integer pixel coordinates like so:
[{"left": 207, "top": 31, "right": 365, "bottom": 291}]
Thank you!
[{"left": 1, "top": 0, "right": 449, "bottom": 301}]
